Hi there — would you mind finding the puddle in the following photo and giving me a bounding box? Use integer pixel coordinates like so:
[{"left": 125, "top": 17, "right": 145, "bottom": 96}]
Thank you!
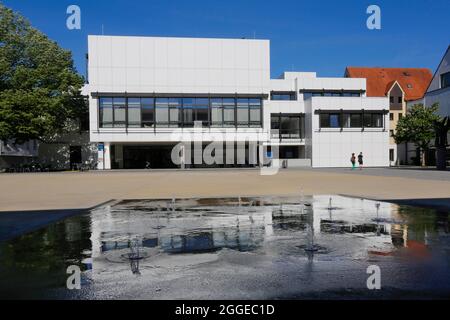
[{"left": 0, "top": 195, "right": 449, "bottom": 300}]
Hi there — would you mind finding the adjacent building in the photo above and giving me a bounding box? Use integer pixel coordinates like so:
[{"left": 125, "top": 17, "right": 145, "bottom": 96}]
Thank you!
[
  {"left": 345, "top": 67, "right": 432, "bottom": 165},
  {"left": 407, "top": 45, "right": 450, "bottom": 165},
  {"left": 85, "top": 35, "right": 390, "bottom": 169},
  {"left": 0, "top": 140, "right": 39, "bottom": 169}
]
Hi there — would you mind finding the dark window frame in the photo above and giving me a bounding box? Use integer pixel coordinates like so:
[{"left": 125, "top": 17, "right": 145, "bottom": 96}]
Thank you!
[{"left": 441, "top": 71, "right": 450, "bottom": 89}]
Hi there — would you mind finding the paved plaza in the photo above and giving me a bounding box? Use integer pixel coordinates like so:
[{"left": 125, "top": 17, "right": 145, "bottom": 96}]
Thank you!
[{"left": 1, "top": 167, "right": 450, "bottom": 213}]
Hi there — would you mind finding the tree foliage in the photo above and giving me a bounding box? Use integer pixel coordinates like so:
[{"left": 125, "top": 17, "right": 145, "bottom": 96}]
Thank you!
[
  {"left": 0, "top": 3, "right": 86, "bottom": 143},
  {"left": 393, "top": 103, "right": 440, "bottom": 149}
]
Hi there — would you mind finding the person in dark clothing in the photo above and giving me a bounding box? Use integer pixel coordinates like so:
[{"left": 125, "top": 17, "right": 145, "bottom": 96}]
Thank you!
[
  {"left": 350, "top": 153, "right": 356, "bottom": 170},
  {"left": 358, "top": 152, "right": 364, "bottom": 170}
]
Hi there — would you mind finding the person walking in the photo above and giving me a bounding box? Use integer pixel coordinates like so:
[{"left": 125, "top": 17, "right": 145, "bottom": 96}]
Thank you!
[
  {"left": 350, "top": 153, "right": 356, "bottom": 170},
  {"left": 358, "top": 152, "right": 364, "bottom": 170}
]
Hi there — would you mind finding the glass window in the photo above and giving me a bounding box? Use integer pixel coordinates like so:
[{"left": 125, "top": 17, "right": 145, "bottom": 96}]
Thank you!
[
  {"left": 237, "top": 99, "right": 249, "bottom": 126},
  {"left": 441, "top": 72, "right": 450, "bottom": 89},
  {"left": 223, "top": 98, "right": 235, "bottom": 127},
  {"left": 168, "top": 98, "right": 181, "bottom": 127},
  {"left": 329, "top": 114, "right": 340, "bottom": 128},
  {"left": 194, "top": 98, "right": 209, "bottom": 126},
  {"left": 99, "top": 97, "right": 113, "bottom": 128},
  {"left": 343, "top": 114, "right": 351, "bottom": 128},
  {"left": 390, "top": 113, "right": 394, "bottom": 121},
  {"left": 155, "top": 98, "right": 169, "bottom": 125},
  {"left": 141, "top": 98, "right": 154, "bottom": 127},
  {"left": 320, "top": 114, "right": 329, "bottom": 128},
  {"left": 350, "top": 114, "right": 362, "bottom": 127},
  {"left": 128, "top": 98, "right": 141, "bottom": 127},
  {"left": 364, "top": 113, "right": 383, "bottom": 128},
  {"left": 271, "top": 93, "right": 295, "bottom": 101},
  {"left": 211, "top": 98, "right": 223, "bottom": 126},
  {"left": 320, "top": 113, "right": 340, "bottom": 128},
  {"left": 372, "top": 113, "right": 383, "bottom": 127},
  {"left": 113, "top": 97, "right": 126, "bottom": 127}
]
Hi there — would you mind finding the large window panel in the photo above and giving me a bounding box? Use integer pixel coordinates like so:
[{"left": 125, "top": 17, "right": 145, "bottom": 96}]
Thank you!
[
  {"left": 372, "top": 113, "right": 383, "bottom": 128},
  {"left": 99, "top": 97, "right": 113, "bottom": 128},
  {"left": 128, "top": 98, "right": 141, "bottom": 127},
  {"left": 113, "top": 97, "right": 126, "bottom": 127},
  {"left": 237, "top": 98, "right": 249, "bottom": 127},
  {"left": 194, "top": 98, "right": 209, "bottom": 126},
  {"left": 223, "top": 98, "right": 235, "bottom": 127},
  {"left": 141, "top": 98, "right": 154, "bottom": 128},
  {"left": 211, "top": 98, "right": 223, "bottom": 127},
  {"left": 155, "top": 98, "right": 169, "bottom": 126},
  {"left": 350, "top": 114, "right": 362, "bottom": 127},
  {"left": 169, "top": 98, "right": 181, "bottom": 127}
]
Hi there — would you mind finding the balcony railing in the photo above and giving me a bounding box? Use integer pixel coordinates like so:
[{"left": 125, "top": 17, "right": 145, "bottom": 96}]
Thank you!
[{"left": 271, "top": 129, "right": 303, "bottom": 140}]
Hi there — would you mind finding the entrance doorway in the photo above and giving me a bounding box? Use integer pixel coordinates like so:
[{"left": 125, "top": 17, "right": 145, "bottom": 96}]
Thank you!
[
  {"left": 69, "top": 146, "right": 82, "bottom": 170},
  {"left": 123, "top": 145, "right": 177, "bottom": 169}
]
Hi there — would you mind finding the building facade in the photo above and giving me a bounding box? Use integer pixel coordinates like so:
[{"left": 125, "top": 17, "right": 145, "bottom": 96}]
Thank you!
[
  {"left": 407, "top": 45, "right": 450, "bottom": 165},
  {"left": 345, "top": 67, "right": 432, "bottom": 166},
  {"left": 86, "top": 36, "right": 390, "bottom": 169},
  {"left": 0, "top": 140, "right": 39, "bottom": 170}
]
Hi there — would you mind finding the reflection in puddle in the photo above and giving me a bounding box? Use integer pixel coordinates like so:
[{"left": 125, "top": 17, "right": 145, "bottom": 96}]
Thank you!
[{"left": 0, "top": 195, "right": 449, "bottom": 299}]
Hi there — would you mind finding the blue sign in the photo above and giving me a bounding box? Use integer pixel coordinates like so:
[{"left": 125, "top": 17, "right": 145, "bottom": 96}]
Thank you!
[
  {"left": 98, "top": 143, "right": 104, "bottom": 152},
  {"left": 266, "top": 152, "right": 273, "bottom": 159}
]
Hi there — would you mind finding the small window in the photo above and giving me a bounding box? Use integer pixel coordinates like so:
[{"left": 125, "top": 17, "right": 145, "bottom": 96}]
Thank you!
[
  {"left": 390, "top": 130, "right": 394, "bottom": 137},
  {"left": 319, "top": 113, "right": 340, "bottom": 128},
  {"left": 390, "top": 113, "right": 394, "bottom": 121},
  {"left": 398, "top": 113, "right": 403, "bottom": 120},
  {"left": 271, "top": 92, "right": 296, "bottom": 101},
  {"left": 390, "top": 96, "right": 394, "bottom": 103},
  {"left": 390, "top": 149, "right": 395, "bottom": 162},
  {"left": 441, "top": 72, "right": 450, "bottom": 89},
  {"left": 398, "top": 97, "right": 402, "bottom": 103}
]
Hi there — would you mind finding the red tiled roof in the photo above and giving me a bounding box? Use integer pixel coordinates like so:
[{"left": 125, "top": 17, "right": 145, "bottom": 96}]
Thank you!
[{"left": 345, "top": 67, "right": 433, "bottom": 101}]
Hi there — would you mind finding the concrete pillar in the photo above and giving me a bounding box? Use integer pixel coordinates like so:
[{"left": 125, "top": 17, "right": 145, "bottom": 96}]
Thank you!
[{"left": 104, "top": 142, "right": 111, "bottom": 170}]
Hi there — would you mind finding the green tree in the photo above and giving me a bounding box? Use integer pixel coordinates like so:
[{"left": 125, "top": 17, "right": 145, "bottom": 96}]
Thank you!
[
  {"left": 393, "top": 103, "right": 441, "bottom": 167},
  {"left": 0, "top": 3, "right": 86, "bottom": 144}
]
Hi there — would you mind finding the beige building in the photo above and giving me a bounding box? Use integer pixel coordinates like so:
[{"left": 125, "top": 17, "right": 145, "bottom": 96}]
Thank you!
[{"left": 345, "top": 67, "right": 432, "bottom": 165}]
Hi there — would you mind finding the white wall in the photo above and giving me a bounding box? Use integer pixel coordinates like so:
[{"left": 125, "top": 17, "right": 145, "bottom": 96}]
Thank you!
[
  {"left": 88, "top": 36, "right": 270, "bottom": 95},
  {"left": 310, "top": 97, "right": 390, "bottom": 168}
]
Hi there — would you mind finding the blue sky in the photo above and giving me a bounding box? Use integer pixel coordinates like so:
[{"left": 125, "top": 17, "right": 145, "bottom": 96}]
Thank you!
[{"left": 3, "top": 0, "right": 449, "bottom": 79}]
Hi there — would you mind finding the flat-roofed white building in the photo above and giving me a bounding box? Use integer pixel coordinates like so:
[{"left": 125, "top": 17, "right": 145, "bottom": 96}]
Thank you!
[{"left": 85, "top": 35, "right": 389, "bottom": 169}]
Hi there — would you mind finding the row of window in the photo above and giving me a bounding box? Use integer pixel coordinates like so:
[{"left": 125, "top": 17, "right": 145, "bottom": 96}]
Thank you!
[
  {"left": 389, "top": 113, "right": 403, "bottom": 121},
  {"left": 271, "top": 91, "right": 362, "bottom": 101},
  {"left": 99, "top": 97, "right": 262, "bottom": 128},
  {"left": 319, "top": 112, "right": 384, "bottom": 128},
  {"left": 390, "top": 96, "right": 403, "bottom": 104},
  {"left": 304, "top": 92, "right": 361, "bottom": 97}
]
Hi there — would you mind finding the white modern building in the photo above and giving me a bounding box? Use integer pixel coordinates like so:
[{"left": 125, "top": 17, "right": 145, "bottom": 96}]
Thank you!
[{"left": 86, "top": 35, "right": 390, "bottom": 169}]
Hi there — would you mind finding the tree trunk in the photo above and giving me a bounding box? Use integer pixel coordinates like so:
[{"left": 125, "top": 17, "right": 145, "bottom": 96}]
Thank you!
[
  {"left": 420, "top": 148, "right": 427, "bottom": 167},
  {"left": 436, "top": 147, "right": 447, "bottom": 170}
]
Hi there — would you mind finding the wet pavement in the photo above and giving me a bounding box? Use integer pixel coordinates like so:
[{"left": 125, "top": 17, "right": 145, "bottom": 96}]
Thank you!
[{"left": 0, "top": 195, "right": 449, "bottom": 300}]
